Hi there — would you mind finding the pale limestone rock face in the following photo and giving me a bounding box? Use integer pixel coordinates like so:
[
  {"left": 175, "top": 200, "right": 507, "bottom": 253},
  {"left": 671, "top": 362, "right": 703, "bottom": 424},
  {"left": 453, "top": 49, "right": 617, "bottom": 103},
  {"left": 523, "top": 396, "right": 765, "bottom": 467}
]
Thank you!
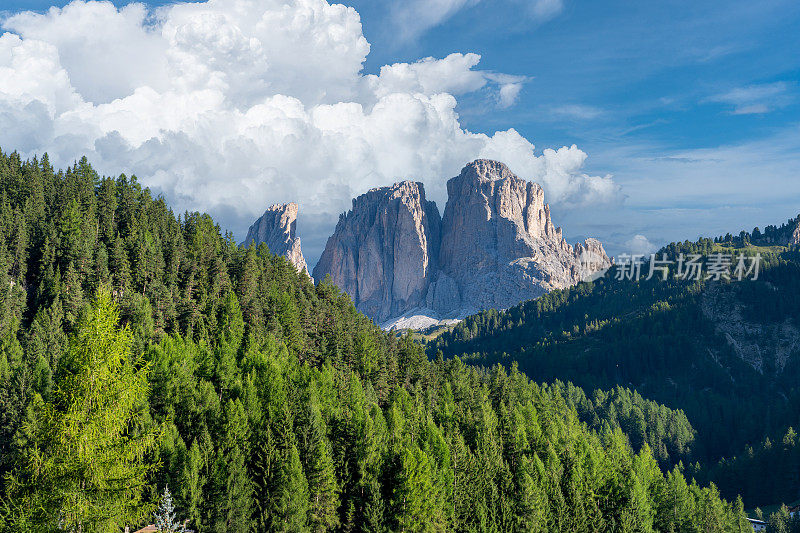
[
  {"left": 312, "top": 159, "right": 611, "bottom": 329},
  {"left": 573, "top": 238, "right": 612, "bottom": 281},
  {"left": 436, "top": 160, "right": 611, "bottom": 316},
  {"left": 244, "top": 203, "right": 309, "bottom": 276},
  {"left": 312, "top": 181, "right": 441, "bottom": 322},
  {"left": 790, "top": 221, "right": 800, "bottom": 245}
]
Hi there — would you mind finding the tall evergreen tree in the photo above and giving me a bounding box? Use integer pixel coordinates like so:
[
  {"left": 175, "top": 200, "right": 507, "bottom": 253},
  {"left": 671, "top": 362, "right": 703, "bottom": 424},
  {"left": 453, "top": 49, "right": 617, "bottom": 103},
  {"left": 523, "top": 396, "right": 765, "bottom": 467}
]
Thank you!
[
  {"left": 2, "top": 290, "right": 160, "bottom": 532},
  {"left": 305, "top": 402, "right": 340, "bottom": 532},
  {"left": 154, "top": 485, "right": 188, "bottom": 533}
]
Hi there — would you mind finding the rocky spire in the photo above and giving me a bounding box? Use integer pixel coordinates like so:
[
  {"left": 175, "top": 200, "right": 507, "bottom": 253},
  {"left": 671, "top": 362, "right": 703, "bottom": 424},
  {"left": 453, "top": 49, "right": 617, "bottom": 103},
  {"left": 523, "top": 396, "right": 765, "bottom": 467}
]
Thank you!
[
  {"left": 297, "top": 160, "right": 611, "bottom": 329},
  {"left": 790, "top": 218, "right": 800, "bottom": 245},
  {"left": 430, "top": 160, "right": 610, "bottom": 317},
  {"left": 312, "top": 181, "right": 441, "bottom": 322},
  {"left": 244, "top": 203, "right": 309, "bottom": 275}
]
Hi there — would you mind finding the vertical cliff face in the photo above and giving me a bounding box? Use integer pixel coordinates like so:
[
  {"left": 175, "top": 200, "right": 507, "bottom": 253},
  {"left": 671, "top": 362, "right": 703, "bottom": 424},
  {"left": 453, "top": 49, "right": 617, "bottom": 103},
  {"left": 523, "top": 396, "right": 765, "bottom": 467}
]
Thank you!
[
  {"left": 279, "top": 160, "right": 611, "bottom": 329},
  {"left": 244, "top": 203, "right": 309, "bottom": 275},
  {"left": 311, "top": 182, "right": 441, "bottom": 322},
  {"left": 434, "top": 159, "right": 611, "bottom": 316},
  {"left": 790, "top": 220, "right": 800, "bottom": 245}
]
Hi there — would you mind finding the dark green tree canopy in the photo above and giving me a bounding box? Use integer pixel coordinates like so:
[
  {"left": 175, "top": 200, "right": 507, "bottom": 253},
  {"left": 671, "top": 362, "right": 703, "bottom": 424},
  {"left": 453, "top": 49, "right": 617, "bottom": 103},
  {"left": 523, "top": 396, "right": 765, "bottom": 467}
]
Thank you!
[{"left": 0, "top": 149, "right": 752, "bottom": 531}]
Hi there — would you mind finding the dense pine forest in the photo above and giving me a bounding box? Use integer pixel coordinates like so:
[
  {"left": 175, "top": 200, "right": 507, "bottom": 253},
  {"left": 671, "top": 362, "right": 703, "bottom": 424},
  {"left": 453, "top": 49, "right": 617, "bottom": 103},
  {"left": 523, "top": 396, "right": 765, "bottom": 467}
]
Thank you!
[
  {"left": 431, "top": 237, "right": 800, "bottom": 511},
  {"left": 0, "top": 149, "right": 760, "bottom": 531}
]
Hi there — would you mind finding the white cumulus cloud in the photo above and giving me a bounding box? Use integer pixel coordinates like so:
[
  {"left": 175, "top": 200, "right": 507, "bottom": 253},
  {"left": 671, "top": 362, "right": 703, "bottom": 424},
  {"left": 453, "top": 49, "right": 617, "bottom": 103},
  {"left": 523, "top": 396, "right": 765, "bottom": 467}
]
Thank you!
[
  {"left": 367, "top": 53, "right": 487, "bottom": 98},
  {"left": 0, "top": 0, "right": 619, "bottom": 265},
  {"left": 484, "top": 73, "right": 528, "bottom": 109},
  {"left": 622, "top": 234, "right": 657, "bottom": 257}
]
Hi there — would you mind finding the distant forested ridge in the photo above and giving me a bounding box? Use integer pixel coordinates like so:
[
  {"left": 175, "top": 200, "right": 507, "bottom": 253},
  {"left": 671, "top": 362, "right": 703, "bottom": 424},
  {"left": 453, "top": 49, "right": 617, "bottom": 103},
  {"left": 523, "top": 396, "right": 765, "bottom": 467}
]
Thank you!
[
  {"left": 431, "top": 235, "right": 800, "bottom": 509},
  {"left": 714, "top": 216, "right": 800, "bottom": 247},
  {"left": 0, "top": 149, "right": 752, "bottom": 531}
]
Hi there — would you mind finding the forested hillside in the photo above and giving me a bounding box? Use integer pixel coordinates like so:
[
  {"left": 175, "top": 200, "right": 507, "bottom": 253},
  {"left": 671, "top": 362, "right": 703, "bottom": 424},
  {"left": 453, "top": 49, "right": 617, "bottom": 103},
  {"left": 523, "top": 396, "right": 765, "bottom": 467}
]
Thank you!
[
  {"left": 0, "top": 149, "right": 753, "bottom": 531},
  {"left": 431, "top": 237, "right": 800, "bottom": 508}
]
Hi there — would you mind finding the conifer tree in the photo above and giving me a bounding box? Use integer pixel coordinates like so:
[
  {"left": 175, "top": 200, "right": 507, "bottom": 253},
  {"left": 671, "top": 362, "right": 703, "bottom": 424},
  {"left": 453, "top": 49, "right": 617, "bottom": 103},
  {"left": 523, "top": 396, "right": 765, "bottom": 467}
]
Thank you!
[
  {"left": 273, "top": 444, "right": 310, "bottom": 532},
  {"left": 392, "top": 446, "right": 446, "bottom": 532},
  {"left": 2, "top": 289, "right": 161, "bottom": 532},
  {"left": 305, "top": 402, "right": 340, "bottom": 532},
  {"left": 178, "top": 440, "right": 205, "bottom": 529},
  {"left": 154, "top": 485, "right": 188, "bottom": 533},
  {"left": 205, "top": 400, "right": 253, "bottom": 533}
]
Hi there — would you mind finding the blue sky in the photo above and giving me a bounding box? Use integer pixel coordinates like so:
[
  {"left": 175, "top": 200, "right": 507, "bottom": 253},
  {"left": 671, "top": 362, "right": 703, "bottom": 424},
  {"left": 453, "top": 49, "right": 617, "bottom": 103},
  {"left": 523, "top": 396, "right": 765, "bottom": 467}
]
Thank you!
[
  {"left": 2, "top": 0, "right": 800, "bottom": 260},
  {"left": 355, "top": 0, "right": 800, "bottom": 147},
  {"left": 348, "top": 0, "right": 800, "bottom": 253}
]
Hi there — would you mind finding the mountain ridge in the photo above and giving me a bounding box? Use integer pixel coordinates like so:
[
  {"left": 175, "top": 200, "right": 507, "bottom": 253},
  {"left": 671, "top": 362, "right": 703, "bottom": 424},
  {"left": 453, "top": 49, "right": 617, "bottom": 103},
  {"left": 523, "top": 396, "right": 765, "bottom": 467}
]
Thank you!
[
  {"left": 428, "top": 232, "right": 800, "bottom": 507},
  {"left": 308, "top": 159, "right": 611, "bottom": 328}
]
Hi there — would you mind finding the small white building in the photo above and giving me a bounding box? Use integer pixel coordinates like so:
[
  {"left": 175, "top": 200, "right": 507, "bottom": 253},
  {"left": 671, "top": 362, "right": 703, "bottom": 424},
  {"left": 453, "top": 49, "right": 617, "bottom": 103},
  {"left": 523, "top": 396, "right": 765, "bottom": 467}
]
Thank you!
[{"left": 748, "top": 518, "right": 766, "bottom": 531}]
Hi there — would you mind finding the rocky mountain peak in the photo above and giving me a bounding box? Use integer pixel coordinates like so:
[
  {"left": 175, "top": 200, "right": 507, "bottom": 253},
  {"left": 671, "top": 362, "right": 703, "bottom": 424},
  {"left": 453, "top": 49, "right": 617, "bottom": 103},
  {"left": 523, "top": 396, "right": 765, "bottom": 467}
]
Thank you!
[
  {"left": 301, "top": 159, "right": 611, "bottom": 329},
  {"left": 244, "top": 202, "right": 309, "bottom": 275},
  {"left": 442, "top": 159, "right": 559, "bottom": 260},
  {"left": 457, "top": 159, "right": 519, "bottom": 182},
  {"left": 429, "top": 160, "right": 610, "bottom": 320},
  {"left": 312, "top": 181, "right": 441, "bottom": 322}
]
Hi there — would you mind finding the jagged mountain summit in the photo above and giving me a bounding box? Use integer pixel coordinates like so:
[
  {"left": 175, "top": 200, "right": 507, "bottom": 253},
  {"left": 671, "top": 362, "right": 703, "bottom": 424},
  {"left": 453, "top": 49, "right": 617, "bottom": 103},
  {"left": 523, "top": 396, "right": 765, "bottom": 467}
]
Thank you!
[
  {"left": 433, "top": 159, "right": 609, "bottom": 320},
  {"left": 244, "top": 203, "right": 309, "bottom": 275},
  {"left": 313, "top": 160, "right": 611, "bottom": 329},
  {"left": 311, "top": 181, "right": 441, "bottom": 323}
]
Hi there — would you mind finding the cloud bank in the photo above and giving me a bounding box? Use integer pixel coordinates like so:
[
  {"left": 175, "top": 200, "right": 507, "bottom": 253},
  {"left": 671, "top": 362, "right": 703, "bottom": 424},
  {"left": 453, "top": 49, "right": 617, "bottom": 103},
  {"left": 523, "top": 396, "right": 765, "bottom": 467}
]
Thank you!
[{"left": 0, "top": 0, "right": 619, "bottom": 264}]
